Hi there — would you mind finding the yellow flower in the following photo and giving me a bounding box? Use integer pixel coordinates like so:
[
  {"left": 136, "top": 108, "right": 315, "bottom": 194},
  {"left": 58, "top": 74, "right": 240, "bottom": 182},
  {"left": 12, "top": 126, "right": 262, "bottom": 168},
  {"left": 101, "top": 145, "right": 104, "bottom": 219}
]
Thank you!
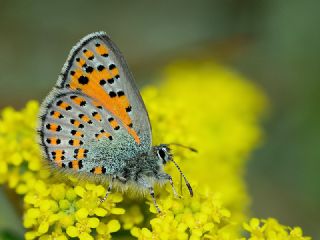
[
  {"left": 131, "top": 185, "right": 234, "bottom": 240},
  {"left": 24, "top": 199, "right": 60, "bottom": 238},
  {"left": 120, "top": 205, "right": 144, "bottom": 230},
  {"left": 65, "top": 208, "right": 100, "bottom": 240},
  {"left": 0, "top": 61, "right": 311, "bottom": 239},
  {"left": 22, "top": 178, "right": 125, "bottom": 239},
  {"left": 96, "top": 219, "right": 121, "bottom": 239},
  {"left": 74, "top": 183, "right": 124, "bottom": 216},
  {"left": 38, "top": 225, "right": 68, "bottom": 240},
  {"left": 0, "top": 101, "right": 41, "bottom": 189},
  {"left": 141, "top": 61, "right": 267, "bottom": 226},
  {"left": 243, "top": 218, "right": 311, "bottom": 240}
]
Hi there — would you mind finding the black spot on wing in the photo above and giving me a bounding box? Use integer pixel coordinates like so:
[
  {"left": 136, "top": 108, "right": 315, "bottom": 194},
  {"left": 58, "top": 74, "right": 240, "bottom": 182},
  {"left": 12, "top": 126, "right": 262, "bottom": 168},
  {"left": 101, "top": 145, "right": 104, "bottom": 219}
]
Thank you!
[{"left": 78, "top": 76, "right": 89, "bottom": 85}]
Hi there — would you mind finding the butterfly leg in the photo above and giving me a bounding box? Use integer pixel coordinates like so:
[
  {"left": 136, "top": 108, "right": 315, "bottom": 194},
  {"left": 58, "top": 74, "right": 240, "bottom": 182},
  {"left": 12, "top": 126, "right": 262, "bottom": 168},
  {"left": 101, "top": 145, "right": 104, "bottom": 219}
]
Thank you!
[
  {"left": 149, "top": 187, "right": 161, "bottom": 213},
  {"left": 158, "top": 173, "right": 181, "bottom": 198},
  {"left": 100, "top": 175, "right": 116, "bottom": 203},
  {"left": 139, "top": 179, "right": 161, "bottom": 213},
  {"left": 168, "top": 176, "right": 181, "bottom": 199}
]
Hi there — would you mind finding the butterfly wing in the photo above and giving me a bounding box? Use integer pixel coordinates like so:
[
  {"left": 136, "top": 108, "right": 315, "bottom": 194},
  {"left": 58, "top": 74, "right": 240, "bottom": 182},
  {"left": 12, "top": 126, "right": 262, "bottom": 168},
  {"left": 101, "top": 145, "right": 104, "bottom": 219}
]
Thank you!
[
  {"left": 38, "top": 32, "right": 152, "bottom": 174},
  {"left": 57, "top": 32, "right": 152, "bottom": 147}
]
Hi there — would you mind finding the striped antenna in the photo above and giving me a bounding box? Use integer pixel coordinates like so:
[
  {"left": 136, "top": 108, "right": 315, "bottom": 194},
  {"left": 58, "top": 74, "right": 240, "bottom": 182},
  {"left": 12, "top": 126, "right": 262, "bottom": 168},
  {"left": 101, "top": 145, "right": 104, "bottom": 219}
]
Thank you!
[{"left": 168, "top": 143, "right": 198, "bottom": 153}]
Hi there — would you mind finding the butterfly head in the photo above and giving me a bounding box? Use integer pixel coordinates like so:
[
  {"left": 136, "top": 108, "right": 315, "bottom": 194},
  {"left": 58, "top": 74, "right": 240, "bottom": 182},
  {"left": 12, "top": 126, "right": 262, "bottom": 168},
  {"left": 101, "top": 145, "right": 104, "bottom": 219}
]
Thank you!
[
  {"left": 150, "top": 144, "right": 193, "bottom": 197},
  {"left": 154, "top": 144, "right": 172, "bottom": 165}
]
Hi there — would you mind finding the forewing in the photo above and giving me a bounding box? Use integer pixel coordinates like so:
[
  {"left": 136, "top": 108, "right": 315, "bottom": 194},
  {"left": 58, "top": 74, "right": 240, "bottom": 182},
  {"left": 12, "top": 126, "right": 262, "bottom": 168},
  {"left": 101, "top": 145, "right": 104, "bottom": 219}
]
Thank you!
[{"left": 56, "top": 32, "right": 152, "bottom": 149}]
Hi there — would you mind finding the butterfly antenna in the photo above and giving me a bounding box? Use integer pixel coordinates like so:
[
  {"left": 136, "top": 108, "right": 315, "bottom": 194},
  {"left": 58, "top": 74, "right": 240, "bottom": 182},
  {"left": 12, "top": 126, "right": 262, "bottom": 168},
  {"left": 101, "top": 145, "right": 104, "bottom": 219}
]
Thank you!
[
  {"left": 169, "top": 143, "right": 198, "bottom": 153},
  {"left": 171, "top": 159, "right": 193, "bottom": 197}
]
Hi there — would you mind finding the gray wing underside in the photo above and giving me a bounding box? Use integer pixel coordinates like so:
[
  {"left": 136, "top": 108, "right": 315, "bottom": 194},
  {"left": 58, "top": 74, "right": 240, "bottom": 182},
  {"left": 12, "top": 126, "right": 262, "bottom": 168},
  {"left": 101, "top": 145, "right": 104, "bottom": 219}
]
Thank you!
[
  {"left": 39, "top": 90, "right": 114, "bottom": 170},
  {"left": 57, "top": 32, "right": 152, "bottom": 149},
  {"left": 100, "top": 34, "right": 152, "bottom": 141},
  {"left": 38, "top": 32, "right": 152, "bottom": 174}
]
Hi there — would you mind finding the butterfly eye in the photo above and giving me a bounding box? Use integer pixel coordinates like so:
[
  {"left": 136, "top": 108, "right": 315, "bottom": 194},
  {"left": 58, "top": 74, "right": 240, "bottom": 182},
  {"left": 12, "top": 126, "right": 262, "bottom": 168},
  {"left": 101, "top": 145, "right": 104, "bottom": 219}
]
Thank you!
[{"left": 157, "top": 148, "right": 168, "bottom": 164}]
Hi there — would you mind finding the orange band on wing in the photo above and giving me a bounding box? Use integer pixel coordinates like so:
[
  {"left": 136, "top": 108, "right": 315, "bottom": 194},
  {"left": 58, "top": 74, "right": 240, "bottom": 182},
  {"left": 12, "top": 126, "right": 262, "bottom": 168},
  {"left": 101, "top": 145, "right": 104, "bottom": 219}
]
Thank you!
[
  {"left": 71, "top": 96, "right": 86, "bottom": 106},
  {"left": 110, "top": 67, "right": 119, "bottom": 77},
  {"left": 96, "top": 45, "right": 109, "bottom": 56},
  {"left": 52, "top": 111, "right": 63, "bottom": 119},
  {"left": 77, "top": 58, "right": 86, "bottom": 67},
  {"left": 71, "top": 160, "right": 80, "bottom": 169},
  {"left": 94, "top": 166, "right": 102, "bottom": 174},
  {"left": 90, "top": 68, "right": 112, "bottom": 82},
  {"left": 53, "top": 150, "right": 64, "bottom": 162},
  {"left": 69, "top": 71, "right": 140, "bottom": 144}
]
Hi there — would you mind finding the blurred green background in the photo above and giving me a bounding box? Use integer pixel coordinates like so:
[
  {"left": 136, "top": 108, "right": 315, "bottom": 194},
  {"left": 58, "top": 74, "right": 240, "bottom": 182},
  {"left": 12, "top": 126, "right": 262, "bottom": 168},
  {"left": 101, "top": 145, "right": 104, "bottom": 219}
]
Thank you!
[{"left": 0, "top": 0, "right": 319, "bottom": 239}]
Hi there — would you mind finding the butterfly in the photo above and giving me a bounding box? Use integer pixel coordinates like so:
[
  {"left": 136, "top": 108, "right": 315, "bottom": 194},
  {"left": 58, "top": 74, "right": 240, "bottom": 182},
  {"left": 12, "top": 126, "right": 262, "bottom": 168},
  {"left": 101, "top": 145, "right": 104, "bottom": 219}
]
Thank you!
[{"left": 38, "top": 32, "right": 193, "bottom": 213}]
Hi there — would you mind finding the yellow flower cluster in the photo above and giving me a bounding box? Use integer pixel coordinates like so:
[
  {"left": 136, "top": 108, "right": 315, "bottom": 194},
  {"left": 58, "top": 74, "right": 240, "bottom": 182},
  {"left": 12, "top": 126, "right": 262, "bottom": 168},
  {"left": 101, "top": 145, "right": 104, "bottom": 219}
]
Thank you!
[
  {"left": 131, "top": 186, "right": 234, "bottom": 240},
  {"left": 144, "top": 61, "right": 267, "bottom": 224},
  {"left": 243, "top": 218, "right": 310, "bottom": 240},
  {"left": 0, "top": 102, "right": 123, "bottom": 240},
  {"left": 0, "top": 61, "right": 310, "bottom": 239}
]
